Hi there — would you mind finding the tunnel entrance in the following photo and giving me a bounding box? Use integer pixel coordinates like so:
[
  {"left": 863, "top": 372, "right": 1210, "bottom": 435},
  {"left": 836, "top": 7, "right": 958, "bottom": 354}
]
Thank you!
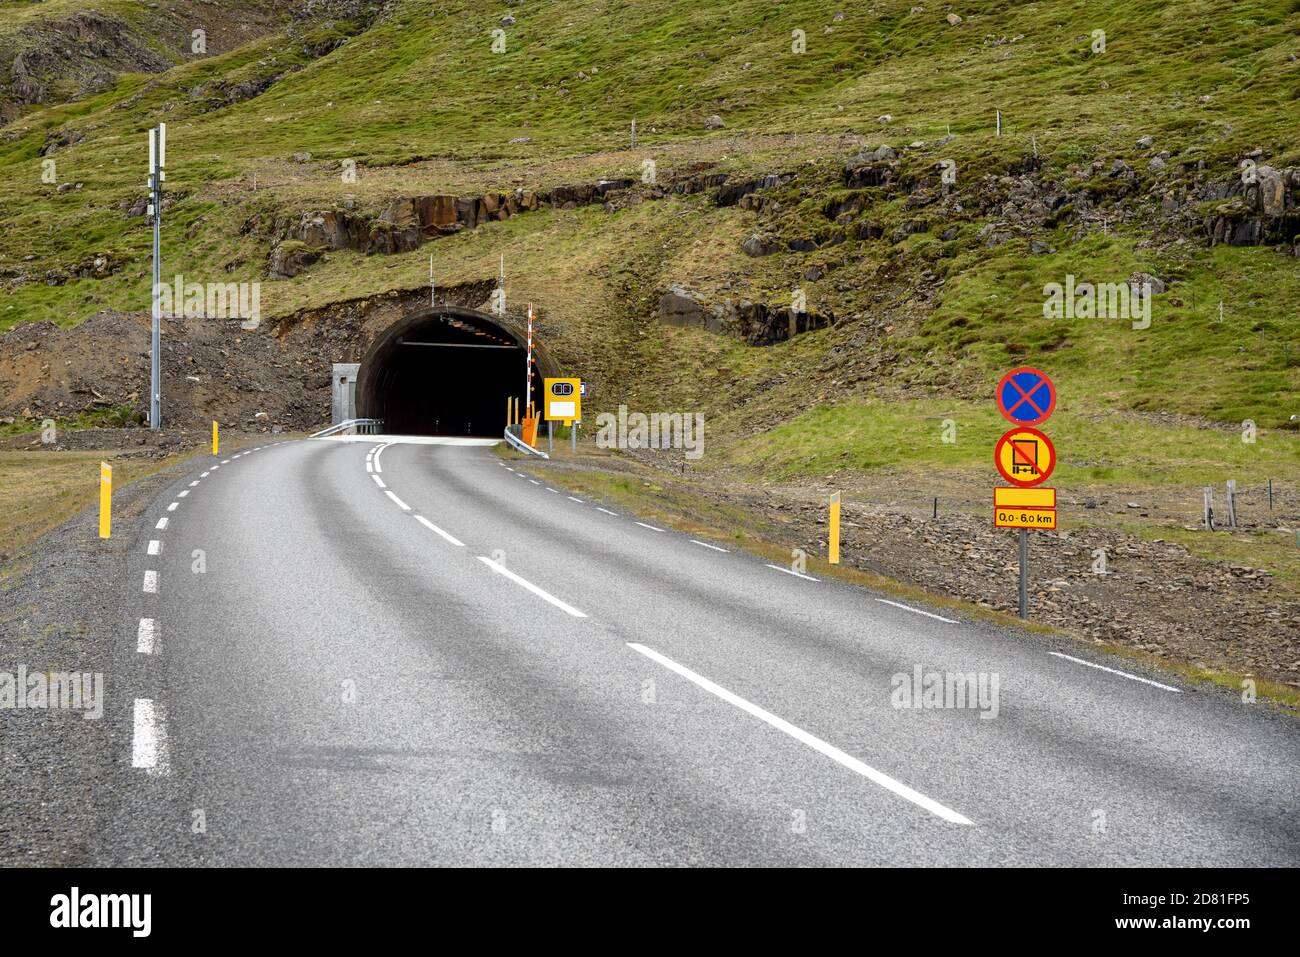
[{"left": 356, "top": 306, "right": 556, "bottom": 436}]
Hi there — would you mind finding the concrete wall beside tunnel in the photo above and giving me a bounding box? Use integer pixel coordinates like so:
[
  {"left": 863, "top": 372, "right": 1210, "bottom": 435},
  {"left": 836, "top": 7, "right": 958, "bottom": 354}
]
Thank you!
[{"left": 355, "top": 306, "right": 560, "bottom": 436}]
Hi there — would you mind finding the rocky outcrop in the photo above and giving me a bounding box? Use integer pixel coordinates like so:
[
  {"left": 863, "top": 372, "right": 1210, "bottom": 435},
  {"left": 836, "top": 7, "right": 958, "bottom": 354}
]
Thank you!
[
  {"left": 276, "top": 166, "right": 795, "bottom": 274},
  {"left": 659, "top": 287, "right": 834, "bottom": 346},
  {"left": 843, "top": 145, "right": 897, "bottom": 189},
  {"left": 267, "top": 242, "right": 322, "bottom": 279},
  {"left": 1204, "top": 166, "right": 1300, "bottom": 252},
  {"left": 717, "top": 173, "right": 794, "bottom": 207},
  {"left": 279, "top": 178, "right": 633, "bottom": 268}
]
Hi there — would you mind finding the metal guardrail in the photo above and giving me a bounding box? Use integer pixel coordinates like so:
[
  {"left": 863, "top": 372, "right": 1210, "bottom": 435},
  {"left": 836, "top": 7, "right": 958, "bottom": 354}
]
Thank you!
[
  {"left": 504, "top": 422, "right": 549, "bottom": 458},
  {"left": 310, "top": 418, "right": 384, "bottom": 438}
]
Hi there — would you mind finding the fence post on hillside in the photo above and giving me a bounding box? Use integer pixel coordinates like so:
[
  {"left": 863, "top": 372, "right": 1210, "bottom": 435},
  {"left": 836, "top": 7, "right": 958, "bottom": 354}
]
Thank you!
[
  {"left": 1203, "top": 486, "right": 1215, "bottom": 531},
  {"left": 1268, "top": 478, "right": 1273, "bottom": 510},
  {"left": 1225, "top": 480, "right": 1238, "bottom": 528}
]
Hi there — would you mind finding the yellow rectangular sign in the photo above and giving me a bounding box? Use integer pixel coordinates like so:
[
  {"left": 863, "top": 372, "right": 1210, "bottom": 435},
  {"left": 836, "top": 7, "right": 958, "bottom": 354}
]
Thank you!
[
  {"left": 543, "top": 377, "right": 581, "bottom": 423},
  {"left": 995, "top": 508, "right": 1057, "bottom": 530},
  {"left": 994, "top": 487, "right": 1056, "bottom": 509}
]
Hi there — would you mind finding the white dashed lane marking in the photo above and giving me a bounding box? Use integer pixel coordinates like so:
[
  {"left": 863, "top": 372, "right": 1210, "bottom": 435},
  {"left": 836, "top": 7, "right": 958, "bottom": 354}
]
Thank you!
[
  {"left": 1048, "top": 651, "right": 1182, "bottom": 693},
  {"left": 414, "top": 515, "right": 465, "bottom": 547},
  {"left": 155, "top": 517, "right": 168, "bottom": 530},
  {"left": 142, "top": 571, "right": 159, "bottom": 594},
  {"left": 691, "top": 540, "right": 729, "bottom": 552},
  {"left": 596, "top": 507, "right": 618, "bottom": 516},
  {"left": 166, "top": 502, "right": 179, "bottom": 512},
  {"left": 147, "top": 540, "right": 161, "bottom": 556},
  {"left": 132, "top": 699, "right": 169, "bottom": 776},
  {"left": 137, "top": 618, "right": 156, "bottom": 654},
  {"left": 372, "top": 474, "right": 387, "bottom": 489},
  {"left": 765, "top": 563, "right": 818, "bottom": 582},
  {"left": 634, "top": 522, "right": 665, "bottom": 532},
  {"left": 477, "top": 556, "right": 587, "bottom": 618},
  {"left": 874, "top": 598, "right": 957, "bottom": 624},
  {"left": 626, "top": 642, "right": 972, "bottom": 826},
  {"left": 384, "top": 490, "right": 411, "bottom": 511}
]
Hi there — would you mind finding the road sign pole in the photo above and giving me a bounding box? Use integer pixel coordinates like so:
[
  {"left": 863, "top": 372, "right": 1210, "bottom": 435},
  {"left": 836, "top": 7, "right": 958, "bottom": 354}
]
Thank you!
[
  {"left": 548, "top": 419, "right": 553, "bottom": 452},
  {"left": 571, "top": 422, "right": 577, "bottom": 454},
  {"left": 1018, "top": 529, "right": 1028, "bottom": 619},
  {"left": 148, "top": 124, "right": 165, "bottom": 431}
]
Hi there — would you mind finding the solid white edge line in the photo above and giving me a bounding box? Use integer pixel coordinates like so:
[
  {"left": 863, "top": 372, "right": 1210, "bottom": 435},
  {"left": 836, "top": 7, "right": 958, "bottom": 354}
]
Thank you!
[
  {"left": 384, "top": 490, "right": 411, "bottom": 511},
  {"left": 132, "top": 698, "right": 169, "bottom": 775},
  {"left": 691, "top": 539, "right": 729, "bottom": 552},
  {"left": 414, "top": 515, "right": 465, "bottom": 547},
  {"left": 1048, "top": 651, "right": 1182, "bottom": 693},
  {"left": 476, "top": 556, "right": 587, "bottom": 618},
  {"left": 372, "top": 474, "right": 387, "bottom": 489},
  {"left": 137, "top": 618, "right": 156, "bottom": 654},
  {"left": 765, "top": 563, "right": 819, "bottom": 582},
  {"left": 373, "top": 443, "right": 389, "bottom": 473},
  {"left": 874, "top": 598, "right": 958, "bottom": 624},
  {"left": 634, "top": 522, "right": 665, "bottom": 532},
  {"left": 155, "top": 517, "right": 168, "bottom": 530},
  {"left": 142, "top": 570, "right": 158, "bottom": 593},
  {"left": 626, "top": 643, "right": 972, "bottom": 825},
  {"left": 147, "top": 540, "right": 161, "bottom": 555}
]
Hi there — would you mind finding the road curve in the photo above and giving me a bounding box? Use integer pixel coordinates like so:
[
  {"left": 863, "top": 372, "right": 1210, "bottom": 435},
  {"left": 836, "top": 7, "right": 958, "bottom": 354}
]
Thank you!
[{"left": 99, "top": 437, "right": 1300, "bottom": 866}]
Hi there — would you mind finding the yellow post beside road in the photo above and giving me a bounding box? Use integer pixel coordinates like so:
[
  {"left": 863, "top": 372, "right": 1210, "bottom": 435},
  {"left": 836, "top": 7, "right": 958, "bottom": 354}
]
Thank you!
[
  {"left": 99, "top": 462, "right": 112, "bottom": 539},
  {"left": 829, "top": 492, "right": 841, "bottom": 564},
  {"left": 212, "top": 421, "right": 219, "bottom": 455}
]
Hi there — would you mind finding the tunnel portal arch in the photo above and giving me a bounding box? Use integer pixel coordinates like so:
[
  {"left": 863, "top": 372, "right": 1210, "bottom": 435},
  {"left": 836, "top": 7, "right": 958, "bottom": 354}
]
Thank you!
[{"left": 356, "top": 305, "right": 560, "bottom": 436}]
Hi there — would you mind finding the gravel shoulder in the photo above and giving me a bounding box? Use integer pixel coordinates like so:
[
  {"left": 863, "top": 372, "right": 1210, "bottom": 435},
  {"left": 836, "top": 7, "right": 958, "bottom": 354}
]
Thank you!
[{"left": 0, "top": 452, "right": 201, "bottom": 865}]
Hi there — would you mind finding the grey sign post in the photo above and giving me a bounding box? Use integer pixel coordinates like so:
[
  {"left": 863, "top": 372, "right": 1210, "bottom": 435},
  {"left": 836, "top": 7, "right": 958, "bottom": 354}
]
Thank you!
[{"left": 148, "top": 123, "right": 166, "bottom": 430}]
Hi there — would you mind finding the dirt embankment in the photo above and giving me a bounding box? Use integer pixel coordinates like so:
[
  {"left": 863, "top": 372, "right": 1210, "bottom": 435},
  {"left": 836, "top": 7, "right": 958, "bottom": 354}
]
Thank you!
[{"left": 0, "top": 279, "right": 497, "bottom": 433}]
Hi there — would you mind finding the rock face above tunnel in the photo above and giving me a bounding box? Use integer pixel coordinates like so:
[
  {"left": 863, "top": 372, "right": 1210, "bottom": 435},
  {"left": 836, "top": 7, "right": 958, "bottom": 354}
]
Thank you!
[{"left": 658, "top": 286, "right": 834, "bottom": 346}]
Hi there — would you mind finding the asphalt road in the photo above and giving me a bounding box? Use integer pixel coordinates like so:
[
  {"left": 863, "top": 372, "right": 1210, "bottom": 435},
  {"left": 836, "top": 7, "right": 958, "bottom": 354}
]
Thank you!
[{"left": 97, "top": 436, "right": 1299, "bottom": 866}]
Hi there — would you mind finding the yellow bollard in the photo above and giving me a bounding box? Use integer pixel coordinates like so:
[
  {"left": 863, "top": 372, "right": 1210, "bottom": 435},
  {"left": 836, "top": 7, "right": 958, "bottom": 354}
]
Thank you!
[
  {"left": 828, "top": 492, "right": 841, "bottom": 564},
  {"left": 212, "top": 421, "right": 219, "bottom": 456},
  {"left": 99, "top": 462, "right": 112, "bottom": 539}
]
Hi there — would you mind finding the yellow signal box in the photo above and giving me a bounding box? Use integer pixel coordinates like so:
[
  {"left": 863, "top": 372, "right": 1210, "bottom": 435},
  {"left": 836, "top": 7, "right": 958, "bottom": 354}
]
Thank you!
[{"left": 543, "top": 378, "right": 581, "bottom": 425}]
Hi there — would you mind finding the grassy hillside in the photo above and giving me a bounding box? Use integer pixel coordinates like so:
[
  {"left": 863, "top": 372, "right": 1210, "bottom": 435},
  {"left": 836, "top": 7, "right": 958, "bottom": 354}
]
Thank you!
[{"left": 0, "top": 0, "right": 1297, "bottom": 463}]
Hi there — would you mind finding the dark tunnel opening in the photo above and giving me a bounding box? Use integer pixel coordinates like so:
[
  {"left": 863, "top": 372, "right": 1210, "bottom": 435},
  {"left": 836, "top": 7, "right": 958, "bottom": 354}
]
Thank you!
[{"left": 356, "top": 307, "right": 553, "bottom": 436}]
